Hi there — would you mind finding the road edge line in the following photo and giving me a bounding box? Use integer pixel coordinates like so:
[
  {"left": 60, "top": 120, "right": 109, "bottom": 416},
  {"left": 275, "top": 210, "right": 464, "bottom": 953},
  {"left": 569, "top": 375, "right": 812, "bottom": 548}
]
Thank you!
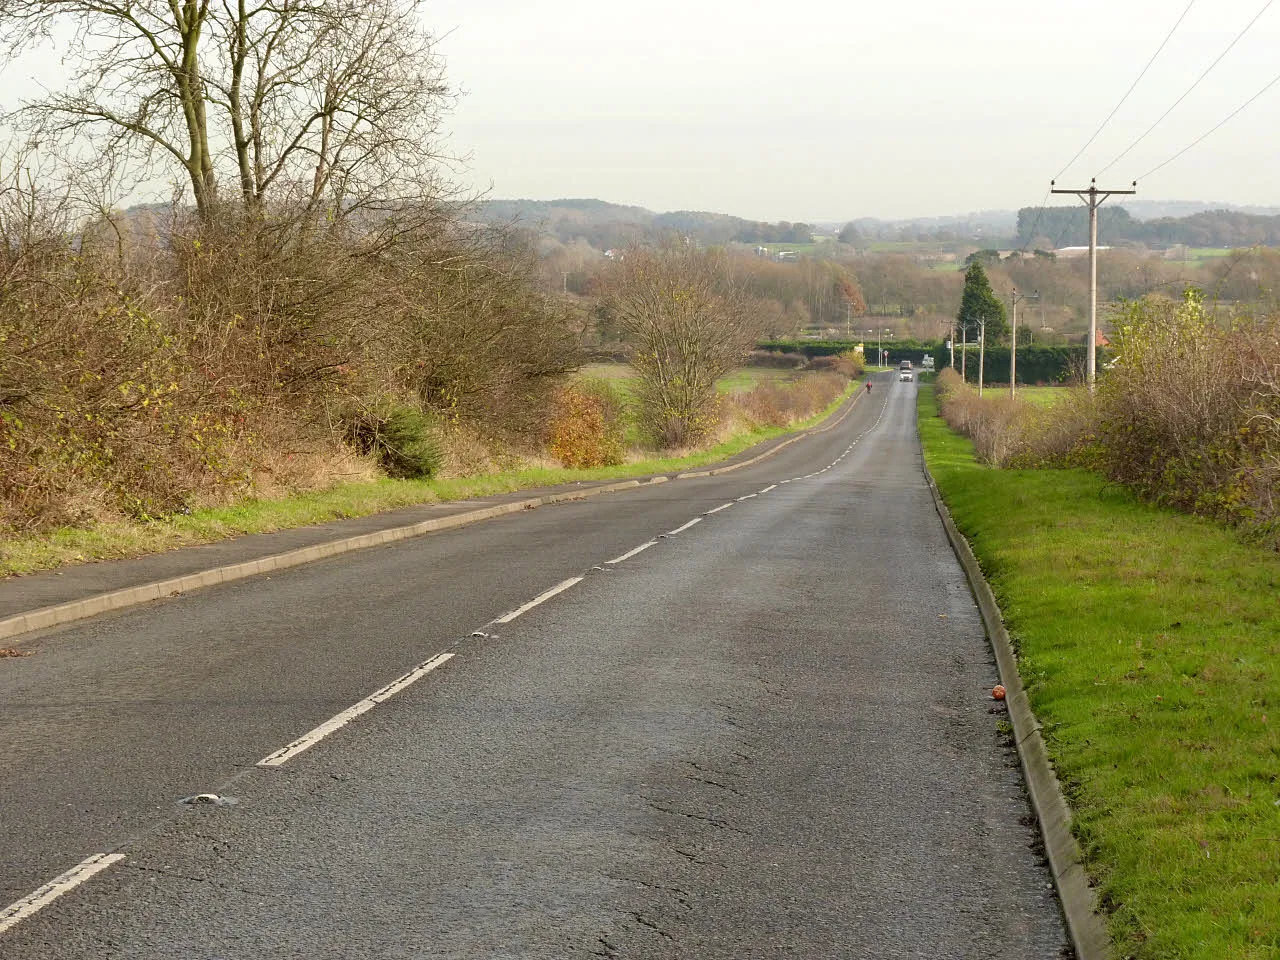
[{"left": 917, "top": 415, "right": 1112, "bottom": 960}]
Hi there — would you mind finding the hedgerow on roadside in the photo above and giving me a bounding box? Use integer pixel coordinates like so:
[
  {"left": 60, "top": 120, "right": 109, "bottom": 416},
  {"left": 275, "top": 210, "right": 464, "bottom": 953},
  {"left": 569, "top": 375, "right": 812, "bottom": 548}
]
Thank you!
[
  {"left": 933, "top": 292, "right": 1280, "bottom": 548},
  {"left": 1100, "top": 292, "right": 1280, "bottom": 546}
]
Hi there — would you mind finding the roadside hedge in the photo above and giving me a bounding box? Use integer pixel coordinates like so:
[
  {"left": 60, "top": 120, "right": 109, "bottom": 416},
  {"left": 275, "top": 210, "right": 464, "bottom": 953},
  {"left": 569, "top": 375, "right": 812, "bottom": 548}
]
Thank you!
[{"left": 953, "top": 345, "right": 1096, "bottom": 385}]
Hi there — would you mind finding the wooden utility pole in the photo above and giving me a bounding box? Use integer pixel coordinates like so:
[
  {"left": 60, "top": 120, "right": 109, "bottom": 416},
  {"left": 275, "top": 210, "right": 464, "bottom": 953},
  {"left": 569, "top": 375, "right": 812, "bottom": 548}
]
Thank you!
[
  {"left": 1009, "top": 288, "right": 1039, "bottom": 399},
  {"left": 978, "top": 319, "right": 986, "bottom": 397},
  {"left": 1050, "top": 178, "right": 1136, "bottom": 392}
]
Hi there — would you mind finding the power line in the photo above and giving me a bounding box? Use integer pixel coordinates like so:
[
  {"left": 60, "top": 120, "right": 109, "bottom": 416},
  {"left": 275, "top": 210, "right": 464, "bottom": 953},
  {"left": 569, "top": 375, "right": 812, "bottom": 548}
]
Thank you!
[
  {"left": 1097, "top": 0, "right": 1275, "bottom": 177},
  {"left": 1138, "top": 68, "right": 1280, "bottom": 180},
  {"left": 1016, "top": 188, "right": 1052, "bottom": 252},
  {"left": 1054, "top": 0, "right": 1196, "bottom": 181}
]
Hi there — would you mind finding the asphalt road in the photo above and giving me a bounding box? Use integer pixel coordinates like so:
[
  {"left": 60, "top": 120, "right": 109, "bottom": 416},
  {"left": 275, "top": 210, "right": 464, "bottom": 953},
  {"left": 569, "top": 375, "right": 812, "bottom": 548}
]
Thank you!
[{"left": 0, "top": 378, "right": 1070, "bottom": 958}]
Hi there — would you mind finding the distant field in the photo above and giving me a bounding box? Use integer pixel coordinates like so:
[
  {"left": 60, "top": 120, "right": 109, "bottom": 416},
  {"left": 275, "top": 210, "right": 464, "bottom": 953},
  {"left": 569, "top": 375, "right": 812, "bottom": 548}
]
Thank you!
[
  {"left": 1018, "top": 386, "right": 1072, "bottom": 407},
  {"left": 863, "top": 240, "right": 976, "bottom": 254},
  {"left": 758, "top": 242, "right": 823, "bottom": 255},
  {"left": 578, "top": 363, "right": 796, "bottom": 395}
]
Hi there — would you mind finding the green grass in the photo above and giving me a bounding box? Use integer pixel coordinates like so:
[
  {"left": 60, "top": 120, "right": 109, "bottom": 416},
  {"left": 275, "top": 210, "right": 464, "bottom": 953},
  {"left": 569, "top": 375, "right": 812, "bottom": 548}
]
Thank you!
[
  {"left": 714, "top": 368, "right": 796, "bottom": 393},
  {"left": 1017, "top": 385, "right": 1073, "bottom": 407},
  {"left": 918, "top": 387, "right": 1280, "bottom": 959},
  {"left": 579, "top": 363, "right": 797, "bottom": 396},
  {"left": 0, "top": 380, "right": 860, "bottom": 578}
]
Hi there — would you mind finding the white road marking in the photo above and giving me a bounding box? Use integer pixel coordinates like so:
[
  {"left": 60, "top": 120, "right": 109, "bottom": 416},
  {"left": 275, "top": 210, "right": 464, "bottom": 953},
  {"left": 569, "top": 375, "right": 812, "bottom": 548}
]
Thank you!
[
  {"left": 607, "top": 541, "right": 658, "bottom": 564},
  {"left": 735, "top": 494, "right": 757, "bottom": 501},
  {"left": 759, "top": 484, "right": 777, "bottom": 494},
  {"left": 494, "top": 577, "right": 584, "bottom": 624},
  {"left": 258, "top": 652, "right": 455, "bottom": 767},
  {"left": 704, "top": 503, "right": 735, "bottom": 515},
  {"left": 778, "top": 479, "right": 791, "bottom": 484},
  {"left": 0, "top": 853, "right": 126, "bottom": 936},
  {"left": 667, "top": 517, "right": 702, "bottom": 535}
]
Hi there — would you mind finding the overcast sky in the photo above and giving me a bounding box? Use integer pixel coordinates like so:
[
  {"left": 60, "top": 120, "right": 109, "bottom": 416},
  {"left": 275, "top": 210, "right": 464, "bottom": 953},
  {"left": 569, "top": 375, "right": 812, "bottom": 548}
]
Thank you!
[
  {"left": 425, "top": 0, "right": 1280, "bottom": 220},
  {"left": 4, "top": 1, "right": 1278, "bottom": 221}
]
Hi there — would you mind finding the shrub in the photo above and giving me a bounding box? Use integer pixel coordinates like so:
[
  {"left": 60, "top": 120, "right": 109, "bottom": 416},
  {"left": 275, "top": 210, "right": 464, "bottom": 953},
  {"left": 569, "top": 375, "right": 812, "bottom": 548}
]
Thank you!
[
  {"left": 547, "top": 379, "right": 626, "bottom": 468},
  {"left": 728, "top": 372, "right": 846, "bottom": 430},
  {"left": 747, "top": 349, "right": 806, "bottom": 369},
  {"left": 808, "top": 350, "right": 864, "bottom": 378},
  {"left": 0, "top": 176, "right": 579, "bottom": 532},
  {"left": 343, "top": 402, "right": 442, "bottom": 479},
  {"left": 1097, "top": 292, "right": 1280, "bottom": 544}
]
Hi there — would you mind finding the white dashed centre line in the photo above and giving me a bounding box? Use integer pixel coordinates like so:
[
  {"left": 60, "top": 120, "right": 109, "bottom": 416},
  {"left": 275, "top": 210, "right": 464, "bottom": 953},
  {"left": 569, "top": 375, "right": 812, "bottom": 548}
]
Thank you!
[
  {"left": 735, "top": 494, "right": 757, "bottom": 501},
  {"left": 494, "top": 577, "right": 584, "bottom": 624},
  {"left": 759, "top": 484, "right": 777, "bottom": 494},
  {"left": 704, "top": 503, "right": 735, "bottom": 515},
  {"left": 259, "top": 652, "right": 456, "bottom": 767},
  {"left": 667, "top": 517, "right": 702, "bottom": 536},
  {"left": 0, "top": 853, "right": 127, "bottom": 937},
  {"left": 607, "top": 541, "right": 658, "bottom": 564}
]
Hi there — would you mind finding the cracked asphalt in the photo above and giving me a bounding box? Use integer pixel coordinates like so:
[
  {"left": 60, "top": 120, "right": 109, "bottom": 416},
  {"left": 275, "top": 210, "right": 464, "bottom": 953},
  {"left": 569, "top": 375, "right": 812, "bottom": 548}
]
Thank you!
[{"left": 0, "top": 379, "right": 1070, "bottom": 958}]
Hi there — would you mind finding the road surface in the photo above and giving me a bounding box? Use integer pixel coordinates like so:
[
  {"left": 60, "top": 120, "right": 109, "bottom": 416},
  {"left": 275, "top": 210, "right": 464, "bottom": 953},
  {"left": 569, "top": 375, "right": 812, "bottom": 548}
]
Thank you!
[{"left": 0, "top": 378, "right": 1069, "bottom": 958}]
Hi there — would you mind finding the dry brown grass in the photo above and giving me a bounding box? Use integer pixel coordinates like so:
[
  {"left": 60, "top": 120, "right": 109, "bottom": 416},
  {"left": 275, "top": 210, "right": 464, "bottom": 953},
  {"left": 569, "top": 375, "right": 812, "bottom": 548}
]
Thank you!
[
  {"left": 934, "top": 368, "right": 1096, "bottom": 468},
  {"left": 723, "top": 372, "right": 849, "bottom": 433}
]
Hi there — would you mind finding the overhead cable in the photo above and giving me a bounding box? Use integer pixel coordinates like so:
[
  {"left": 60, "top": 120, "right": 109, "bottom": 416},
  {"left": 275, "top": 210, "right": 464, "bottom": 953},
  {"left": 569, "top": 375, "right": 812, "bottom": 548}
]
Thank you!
[
  {"left": 1054, "top": 0, "right": 1196, "bottom": 181},
  {"left": 1138, "top": 68, "right": 1280, "bottom": 180},
  {"left": 1097, "top": 0, "right": 1274, "bottom": 176}
]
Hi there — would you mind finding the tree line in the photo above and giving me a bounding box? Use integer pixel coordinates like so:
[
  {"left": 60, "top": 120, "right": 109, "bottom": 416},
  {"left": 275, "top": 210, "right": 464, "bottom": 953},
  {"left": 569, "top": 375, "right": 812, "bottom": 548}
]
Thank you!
[{"left": 1016, "top": 205, "right": 1280, "bottom": 249}]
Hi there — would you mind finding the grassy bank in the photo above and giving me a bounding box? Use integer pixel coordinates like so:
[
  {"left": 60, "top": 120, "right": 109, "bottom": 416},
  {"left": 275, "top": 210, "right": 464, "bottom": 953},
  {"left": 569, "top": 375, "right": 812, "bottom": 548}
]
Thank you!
[
  {"left": 578, "top": 363, "right": 798, "bottom": 395},
  {"left": 0, "top": 380, "right": 860, "bottom": 578},
  {"left": 918, "top": 386, "right": 1280, "bottom": 959}
]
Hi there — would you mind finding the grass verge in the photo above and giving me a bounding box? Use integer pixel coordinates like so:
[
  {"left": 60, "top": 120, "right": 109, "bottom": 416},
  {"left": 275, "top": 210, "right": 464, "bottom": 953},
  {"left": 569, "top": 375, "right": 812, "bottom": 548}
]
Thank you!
[
  {"left": 918, "top": 385, "right": 1279, "bottom": 960},
  {"left": 0, "top": 382, "right": 860, "bottom": 578}
]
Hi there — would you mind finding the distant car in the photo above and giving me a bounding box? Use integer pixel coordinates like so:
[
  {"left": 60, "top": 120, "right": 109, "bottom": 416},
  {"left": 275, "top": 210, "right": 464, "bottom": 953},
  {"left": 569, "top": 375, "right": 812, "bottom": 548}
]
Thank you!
[
  {"left": 900, "top": 360, "right": 913, "bottom": 370},
  {"left": 899, "top": 370, "right": 914, "bottom": 382}
]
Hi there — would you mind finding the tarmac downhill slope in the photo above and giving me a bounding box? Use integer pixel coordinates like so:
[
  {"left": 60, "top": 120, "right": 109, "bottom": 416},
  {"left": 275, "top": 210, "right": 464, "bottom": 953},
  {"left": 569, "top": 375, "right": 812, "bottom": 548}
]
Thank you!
[{"left": 0, "top": 378, "right": 1069, "bottom": 958}]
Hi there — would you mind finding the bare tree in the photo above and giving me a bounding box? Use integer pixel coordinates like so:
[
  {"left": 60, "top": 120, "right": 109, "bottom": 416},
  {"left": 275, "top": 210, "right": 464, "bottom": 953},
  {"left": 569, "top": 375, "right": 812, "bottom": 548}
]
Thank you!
[
  {"left": 0, "top": 0, "right": 452, "bottom": 220},
  {"left": 212, "top": 0, "right": 451, "bottom": 217},
  {"left": 604, "top": 247, "right": 763, "bottom": 447}
]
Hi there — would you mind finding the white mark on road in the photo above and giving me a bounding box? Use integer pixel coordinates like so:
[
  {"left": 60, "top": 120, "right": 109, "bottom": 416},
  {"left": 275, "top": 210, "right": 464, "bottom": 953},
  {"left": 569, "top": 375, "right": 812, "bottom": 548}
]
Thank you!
[
  {"left": 495, "top": 577, "right": 585, "bottom": 624},
  {"left": 735, "top": 494, "right": 757, "bottom": 501},
  {"left": 704, "top": 503, "right": 735, "bottom": 515},
  {"left": 759, "top": 484, "right": 777, "bottom": 494},
  {"left": 667, "top": 517, "right": 703, "bottom": 536},
  {"left": 0, "top": 853, "right": 126, "bottom": 937},
  {"left": 607, "top": 541, "right": 658, "bottom": 564},
  {"left": 258, "top": 652, "right": 455, "bottom": 767}
]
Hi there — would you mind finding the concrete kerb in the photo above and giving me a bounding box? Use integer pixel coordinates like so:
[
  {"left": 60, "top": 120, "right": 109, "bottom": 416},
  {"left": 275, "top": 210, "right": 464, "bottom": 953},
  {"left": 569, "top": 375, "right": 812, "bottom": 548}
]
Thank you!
[
  {"left": 918, "top": 431, "right": 1111, "bottom": 960},
  {"left": 0, "top": 388, "right": 863, "bottom": 645}
]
